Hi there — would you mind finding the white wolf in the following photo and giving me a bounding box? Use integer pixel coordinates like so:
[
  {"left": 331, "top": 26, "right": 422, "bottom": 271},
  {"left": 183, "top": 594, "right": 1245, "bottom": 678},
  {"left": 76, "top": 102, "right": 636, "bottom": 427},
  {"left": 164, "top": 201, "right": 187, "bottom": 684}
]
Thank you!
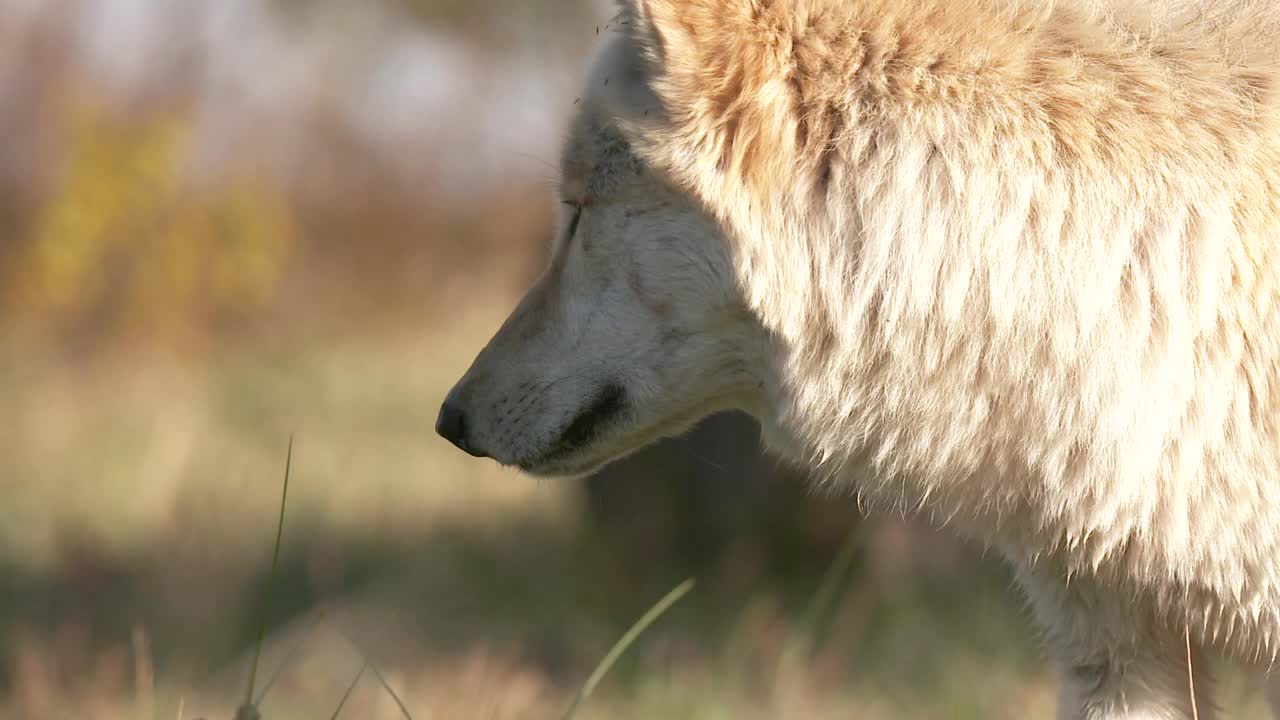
[{"left": 437, "top": 0, "right": 1280, "bottom": 716}]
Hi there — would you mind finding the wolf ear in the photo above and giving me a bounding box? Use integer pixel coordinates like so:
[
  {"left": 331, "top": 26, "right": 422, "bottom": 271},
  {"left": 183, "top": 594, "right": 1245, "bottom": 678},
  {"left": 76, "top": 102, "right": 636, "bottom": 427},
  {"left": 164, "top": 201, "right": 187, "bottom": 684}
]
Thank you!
[
  {"left": 588, "top": 5, "right": 664, "bottom": 125},
  {"left": 595, "top": 0, "right": 720, "bottom": 125},
  {"left": 601, "top": 0, "right": 790, "bottom": 125},
  {"left": 612, "top": 0, "right": 696, "bottom": 71},
  {"left": 601, "top": 0, "right": 798, "bottom": 191},
  {"left": 612, "top": 0, "right": 757, "bottom": 82}
]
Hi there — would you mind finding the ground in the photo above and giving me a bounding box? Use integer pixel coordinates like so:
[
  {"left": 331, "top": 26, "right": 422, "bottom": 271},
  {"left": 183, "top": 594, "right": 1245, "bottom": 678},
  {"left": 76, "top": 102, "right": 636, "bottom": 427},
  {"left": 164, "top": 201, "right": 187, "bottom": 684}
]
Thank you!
[{"left": 1, "top": 299, "right": 1274, "bottom": 720}]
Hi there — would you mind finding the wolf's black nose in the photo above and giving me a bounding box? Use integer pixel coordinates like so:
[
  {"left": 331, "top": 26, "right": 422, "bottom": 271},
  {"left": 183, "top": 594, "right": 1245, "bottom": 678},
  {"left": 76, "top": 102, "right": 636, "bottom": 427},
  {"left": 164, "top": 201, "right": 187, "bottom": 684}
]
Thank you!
[{"left": 436, "top": 402, "right": 487, "bottom": 458}]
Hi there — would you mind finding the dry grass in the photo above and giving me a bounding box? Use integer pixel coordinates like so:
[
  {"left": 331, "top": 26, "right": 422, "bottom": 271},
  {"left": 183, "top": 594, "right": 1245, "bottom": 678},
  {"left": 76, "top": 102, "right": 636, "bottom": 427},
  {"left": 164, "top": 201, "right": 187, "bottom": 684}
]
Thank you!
[{"left": 2, "top": 298, "right": 1277, "bottom": 720}]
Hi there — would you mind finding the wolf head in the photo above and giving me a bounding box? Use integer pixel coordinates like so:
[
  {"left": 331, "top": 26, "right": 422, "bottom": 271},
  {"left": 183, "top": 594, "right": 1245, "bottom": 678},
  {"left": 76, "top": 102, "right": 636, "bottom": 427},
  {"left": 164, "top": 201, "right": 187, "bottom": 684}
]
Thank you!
[
  {"left": 438, "top": 0, "right": 964, "bottom": 477},
  {"left": 435, "top": 1, "right": 782, "bottom": 477},
  {"left": 434, "top": 118, "right": 766, "bottom": 476}
]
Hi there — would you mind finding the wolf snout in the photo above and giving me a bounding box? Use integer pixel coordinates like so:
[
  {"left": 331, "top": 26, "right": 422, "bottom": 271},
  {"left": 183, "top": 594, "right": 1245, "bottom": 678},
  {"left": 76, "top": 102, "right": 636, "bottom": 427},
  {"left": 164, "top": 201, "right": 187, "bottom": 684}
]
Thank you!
[{"left": 435, "top": 399, "right": 489, "bottom": 458}]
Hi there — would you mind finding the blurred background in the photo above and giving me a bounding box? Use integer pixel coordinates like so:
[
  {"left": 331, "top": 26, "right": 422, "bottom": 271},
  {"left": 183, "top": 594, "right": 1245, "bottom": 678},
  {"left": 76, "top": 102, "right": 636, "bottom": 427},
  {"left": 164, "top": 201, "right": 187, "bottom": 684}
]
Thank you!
[{"left": 0, "top": 1, "right": 1273, "bottom": 718}]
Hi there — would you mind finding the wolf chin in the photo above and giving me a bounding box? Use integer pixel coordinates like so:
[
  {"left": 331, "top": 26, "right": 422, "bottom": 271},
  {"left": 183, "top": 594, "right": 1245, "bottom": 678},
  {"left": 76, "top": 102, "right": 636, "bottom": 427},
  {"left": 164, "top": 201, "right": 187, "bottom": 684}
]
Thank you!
[{"left": 437, "top": 0, "right": 1280, "bottom": 716}]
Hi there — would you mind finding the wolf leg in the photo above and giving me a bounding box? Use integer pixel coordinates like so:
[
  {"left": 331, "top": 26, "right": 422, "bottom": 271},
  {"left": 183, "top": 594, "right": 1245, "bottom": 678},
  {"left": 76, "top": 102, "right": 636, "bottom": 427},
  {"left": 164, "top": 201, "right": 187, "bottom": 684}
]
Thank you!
[{"left": 1016, "top": 564, "right": 1215, "bottom": 720}]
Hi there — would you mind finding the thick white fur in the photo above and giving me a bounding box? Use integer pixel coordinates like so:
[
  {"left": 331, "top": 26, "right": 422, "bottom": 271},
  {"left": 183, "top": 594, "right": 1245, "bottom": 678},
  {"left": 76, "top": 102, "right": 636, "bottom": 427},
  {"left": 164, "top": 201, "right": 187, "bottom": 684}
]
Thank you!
[{"left": 443, "top": 0, "right": 1280, "bottom": 716}]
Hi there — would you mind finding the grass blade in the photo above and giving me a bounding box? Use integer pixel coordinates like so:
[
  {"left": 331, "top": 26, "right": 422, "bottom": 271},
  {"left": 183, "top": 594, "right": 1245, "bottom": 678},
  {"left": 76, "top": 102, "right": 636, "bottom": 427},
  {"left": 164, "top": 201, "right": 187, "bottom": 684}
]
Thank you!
[
  {"left": 244, "top": 434, "right": 295, "bottom": 707},
  {"left": 255, "top": 610, "right": 327, "bottom": 705},
  {"left": 329, "top": 625, "right": 416, "bottom": 720},
  {"left": 366, "top": 660, "right": 415, "bottom": 720},
  {"left": 328, "top": 660, "right": 368, "bottom": 720},
  {"left": 800, "top": 522, "right": 868, "bottom": 657},
  {"left": 561, "top": 578, "right": 696, "bottom": 720}
]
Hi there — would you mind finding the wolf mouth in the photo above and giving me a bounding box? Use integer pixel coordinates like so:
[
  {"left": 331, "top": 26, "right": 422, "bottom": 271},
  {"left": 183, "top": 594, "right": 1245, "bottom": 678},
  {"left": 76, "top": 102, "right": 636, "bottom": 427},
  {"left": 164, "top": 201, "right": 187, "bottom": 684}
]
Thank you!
[{"left": 520, "top": 382, "right": 627, "bottom": 470}]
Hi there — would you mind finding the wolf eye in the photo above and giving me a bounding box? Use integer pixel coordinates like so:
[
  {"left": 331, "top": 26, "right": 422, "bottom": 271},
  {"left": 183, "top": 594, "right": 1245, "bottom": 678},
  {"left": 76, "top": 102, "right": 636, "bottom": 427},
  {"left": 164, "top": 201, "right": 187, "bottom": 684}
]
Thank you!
[{"left": 563, "top": 202, "right": 583, "bottom": 239}]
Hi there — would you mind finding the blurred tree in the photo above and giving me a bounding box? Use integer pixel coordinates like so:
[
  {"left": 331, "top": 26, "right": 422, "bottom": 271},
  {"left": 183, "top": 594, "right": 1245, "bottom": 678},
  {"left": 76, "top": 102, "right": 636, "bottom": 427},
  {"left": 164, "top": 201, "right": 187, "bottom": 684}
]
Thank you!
[
  {"left": 270, "top": 0, "right": 597, "bottom": 39},
  {"left": 396, "top": 0, "right": 595, "bottom": 37},
  {"left": 11, "top": 98, "right": 296, "bottom": 348},
  {"left": 400, "top": 0, "right": 568, "bottom": 25}
]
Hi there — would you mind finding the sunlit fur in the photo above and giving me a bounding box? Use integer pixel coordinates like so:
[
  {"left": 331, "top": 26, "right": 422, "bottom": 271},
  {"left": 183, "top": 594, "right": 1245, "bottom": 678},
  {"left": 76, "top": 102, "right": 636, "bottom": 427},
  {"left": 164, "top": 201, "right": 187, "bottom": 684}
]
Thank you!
[{"left": 443, "top": 0, "right": 1280, "bottom": 716}]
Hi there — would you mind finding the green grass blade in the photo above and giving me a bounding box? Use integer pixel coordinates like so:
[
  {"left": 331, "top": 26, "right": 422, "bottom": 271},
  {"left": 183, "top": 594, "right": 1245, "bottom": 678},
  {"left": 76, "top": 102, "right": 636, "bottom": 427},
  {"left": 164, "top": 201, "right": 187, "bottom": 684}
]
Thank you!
[
  {"left": 562, "top": 578, "right": 696, "bottom": 720},
  {"left": 244, "top": 434, "right": 295, "bottom": 707},
  {"left": 801, "top": 522, "right": 868, "bottom": 656}
]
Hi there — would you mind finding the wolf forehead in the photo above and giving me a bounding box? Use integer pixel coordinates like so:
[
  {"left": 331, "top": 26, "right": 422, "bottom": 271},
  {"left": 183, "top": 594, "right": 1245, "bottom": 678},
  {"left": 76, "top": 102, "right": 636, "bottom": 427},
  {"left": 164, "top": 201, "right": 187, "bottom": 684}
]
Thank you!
[{"left": 559, "top": 107, "right": 647, "bottom": 204}]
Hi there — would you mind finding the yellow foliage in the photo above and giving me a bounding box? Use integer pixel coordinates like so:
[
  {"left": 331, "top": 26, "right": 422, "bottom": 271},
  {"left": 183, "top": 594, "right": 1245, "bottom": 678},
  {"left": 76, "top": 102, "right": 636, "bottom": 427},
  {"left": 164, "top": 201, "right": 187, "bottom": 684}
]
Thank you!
[{"left": 18, "top": 99, "right": 297, "bottom": 342}]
